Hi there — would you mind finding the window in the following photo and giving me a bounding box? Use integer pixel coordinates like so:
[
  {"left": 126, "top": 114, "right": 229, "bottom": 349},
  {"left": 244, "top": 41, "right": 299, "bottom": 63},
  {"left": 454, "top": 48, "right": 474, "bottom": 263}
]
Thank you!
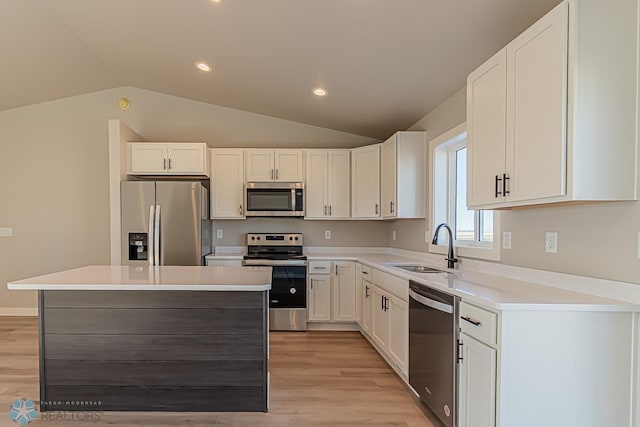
[{"left": 430, "top": 123, "right": 500, "bottom": 260}]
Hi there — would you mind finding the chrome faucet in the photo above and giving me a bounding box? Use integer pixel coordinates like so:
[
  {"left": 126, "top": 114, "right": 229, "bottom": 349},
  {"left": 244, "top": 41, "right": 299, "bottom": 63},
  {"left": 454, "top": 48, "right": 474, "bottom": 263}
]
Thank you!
[{"left": 432, "top": 223, "right": 459, "bottom": 269}]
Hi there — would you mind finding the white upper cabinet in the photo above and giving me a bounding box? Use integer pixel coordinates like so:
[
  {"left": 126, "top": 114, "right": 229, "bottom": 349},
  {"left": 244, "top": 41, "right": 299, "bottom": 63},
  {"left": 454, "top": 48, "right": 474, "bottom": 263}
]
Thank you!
[
  {"left": 467, "top": 0, "right": 638, "bottom": 209},
  {"left": 245, "top": 149, "right": 303, "bottom": 182},
  {"left": 304, "top": 150, "right": 350, "bottom": 219},
  {"left": 128, "top": 143, "right": 208, "bottom": 176},
  {"left": 351, "top": 144, "right": 381, "bottom": 218},
  {"left": 380, "top": 132, "right": 426, "bottom": 219},
  {"left": 209, "top": 149, "right": 245, "bottom": 219},
  {"left": 467, "top": 50, "right": 508, "bottom": 207}
]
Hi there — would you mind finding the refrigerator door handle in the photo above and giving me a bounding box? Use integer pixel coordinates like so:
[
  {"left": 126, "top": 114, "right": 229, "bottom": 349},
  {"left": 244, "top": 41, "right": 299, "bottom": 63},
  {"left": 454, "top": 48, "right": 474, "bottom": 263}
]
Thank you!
[
  {"left": 154, "top": 205, "right": 161, "bottom": 266},
  {"left": 148, "top": 205, "right": 155, "bottom": 266}
]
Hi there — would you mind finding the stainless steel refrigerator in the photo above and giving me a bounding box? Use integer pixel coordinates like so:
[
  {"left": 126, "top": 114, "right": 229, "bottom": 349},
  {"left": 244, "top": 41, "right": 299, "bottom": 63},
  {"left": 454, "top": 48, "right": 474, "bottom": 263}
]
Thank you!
[{"left": 121, "top": 181, "right": 211, "bottom": 266}]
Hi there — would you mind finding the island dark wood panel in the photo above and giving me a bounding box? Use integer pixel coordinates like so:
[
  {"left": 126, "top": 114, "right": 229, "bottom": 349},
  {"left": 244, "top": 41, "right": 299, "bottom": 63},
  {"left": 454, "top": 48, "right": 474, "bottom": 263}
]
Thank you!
[{"left": 39, "top": 290, "right": 268, "bottom": 412}]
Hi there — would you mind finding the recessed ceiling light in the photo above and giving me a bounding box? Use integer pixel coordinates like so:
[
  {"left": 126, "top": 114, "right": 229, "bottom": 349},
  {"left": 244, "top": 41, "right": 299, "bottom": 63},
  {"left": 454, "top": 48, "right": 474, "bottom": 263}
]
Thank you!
[
  {"left": 195, "top": 61, "right": 212, "bottom": 72},
  {"left": 210, "top": 0, "right": 222, "bottom": 3},
  {"left": 312, "top": 87, "right": 328, "bottom": 97}
]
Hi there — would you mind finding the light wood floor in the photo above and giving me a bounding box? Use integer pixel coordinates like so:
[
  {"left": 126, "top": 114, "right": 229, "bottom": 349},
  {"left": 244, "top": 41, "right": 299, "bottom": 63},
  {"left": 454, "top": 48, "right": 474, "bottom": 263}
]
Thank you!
[{"left": 0, "top": 317, "right": 439, "bottom": 427}]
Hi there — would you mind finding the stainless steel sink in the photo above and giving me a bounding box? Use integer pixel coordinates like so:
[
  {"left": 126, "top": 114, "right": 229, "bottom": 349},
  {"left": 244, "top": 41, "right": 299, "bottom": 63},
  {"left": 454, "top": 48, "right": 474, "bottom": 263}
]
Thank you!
[{"left": 387, "top": 264, "right": 444, "bottom": 273}]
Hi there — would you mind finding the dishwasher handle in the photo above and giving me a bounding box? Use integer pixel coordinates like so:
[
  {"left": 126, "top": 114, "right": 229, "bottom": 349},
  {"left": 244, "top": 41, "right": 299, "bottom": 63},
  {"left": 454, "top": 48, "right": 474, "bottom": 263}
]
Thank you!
[{"left": 409, "top": 289, "right": 453, "bottom": 314}]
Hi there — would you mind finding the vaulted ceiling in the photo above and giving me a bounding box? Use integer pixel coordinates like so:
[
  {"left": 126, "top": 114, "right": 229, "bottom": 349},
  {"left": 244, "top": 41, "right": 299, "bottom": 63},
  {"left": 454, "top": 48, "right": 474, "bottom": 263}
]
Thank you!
[{"left": 0, "top": 0, "right": 560, "bottom": 139}]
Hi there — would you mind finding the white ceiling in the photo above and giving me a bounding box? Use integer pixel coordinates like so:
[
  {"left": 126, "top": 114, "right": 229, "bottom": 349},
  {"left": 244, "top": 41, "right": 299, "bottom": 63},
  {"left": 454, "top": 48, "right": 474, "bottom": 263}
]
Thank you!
[{"left": 1, "top": 0, "right": 560, "bottom": 139}]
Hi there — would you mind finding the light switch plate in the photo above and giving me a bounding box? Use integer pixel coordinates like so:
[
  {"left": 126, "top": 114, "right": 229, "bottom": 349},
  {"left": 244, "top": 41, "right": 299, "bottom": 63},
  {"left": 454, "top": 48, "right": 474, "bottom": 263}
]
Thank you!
[
  {"left": 545, "top": 232, "right": 558, "bottom": 253},
  {"left": 216, "top": 229, "right": 223, "bottom": 239},
  {"left": 0, "top": 227, "right": 12, "bottom": 237},
  {"left": 324, "top": 230, "right": 331, "bottom": 240},
  {"left": 392, "top": 230, "right": 396, "bottom": 241},
  {"left": 502, "top": 232, "right": 511, "bottom": 249}
]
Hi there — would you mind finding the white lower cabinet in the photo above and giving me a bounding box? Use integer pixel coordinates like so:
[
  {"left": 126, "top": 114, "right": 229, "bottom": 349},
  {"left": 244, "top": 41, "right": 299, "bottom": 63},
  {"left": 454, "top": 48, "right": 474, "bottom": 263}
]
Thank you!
[
  {"left": 458, "top": 332, "right": 497, "bottom": 427},
  {"left": 371, "top": 283, "right": 408, "bottom": 376},
  {"left": 362, "top": 277, "right": 373, "bottom": 335},
  {"left": 307, "top": 261, "right": 356, "bottom": 323},
  {"left": 308, "top": 274, "right": 331, "bottom": 321},
  {"left": 458, "top": 300, "right": 636, "bottom": 427}
]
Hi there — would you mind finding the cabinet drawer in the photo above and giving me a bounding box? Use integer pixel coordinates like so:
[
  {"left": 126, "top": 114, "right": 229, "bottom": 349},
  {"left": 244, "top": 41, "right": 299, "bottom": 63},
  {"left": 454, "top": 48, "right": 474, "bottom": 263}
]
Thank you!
[
  {"left": 361, "top": 265, "right": 372, "bottom": 280},
  {"left": 372, "top": 269, "right": 408, "bottom": 302},
  {"left": 308, "top": 261, "right": 331, "bottom": 275},
  {"left": 459, "top": 302, "right": 497, "bottom": 346}
]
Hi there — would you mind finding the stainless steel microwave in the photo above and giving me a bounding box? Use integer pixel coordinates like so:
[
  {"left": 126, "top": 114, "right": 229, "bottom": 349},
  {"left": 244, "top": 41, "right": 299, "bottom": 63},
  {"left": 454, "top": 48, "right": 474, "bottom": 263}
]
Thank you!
[{"left": 245, "top": 182, "right": 304, "bottom": 217}]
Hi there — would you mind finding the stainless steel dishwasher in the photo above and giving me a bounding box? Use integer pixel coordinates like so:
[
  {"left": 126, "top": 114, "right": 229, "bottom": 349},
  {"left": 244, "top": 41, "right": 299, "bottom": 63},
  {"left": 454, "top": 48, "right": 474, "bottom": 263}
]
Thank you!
[{"left": 409, "top": 280, "right": 459, "bottom": 427}]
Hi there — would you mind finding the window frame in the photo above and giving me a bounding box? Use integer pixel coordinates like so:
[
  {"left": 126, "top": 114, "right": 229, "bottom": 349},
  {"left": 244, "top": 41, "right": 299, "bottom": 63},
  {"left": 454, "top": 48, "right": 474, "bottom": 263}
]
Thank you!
[{"left": 428, "top": 123, "right": 501, "bottom": 261}]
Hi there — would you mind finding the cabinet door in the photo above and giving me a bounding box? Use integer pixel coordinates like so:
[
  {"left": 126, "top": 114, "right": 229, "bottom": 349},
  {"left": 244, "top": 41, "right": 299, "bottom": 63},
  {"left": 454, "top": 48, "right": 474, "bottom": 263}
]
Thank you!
[
  {"left": 352, "top": 144, "right": 381, "bottom": 218},
  {"left": 246, "top": 150, "right": 275, "bottom": 182},
  {"left": 355, "top": 264, "right": 363, "bottom": 326},
  {"left": 332, "top": 262, "right": 356, "bottom": 321},
  {"left": 380, "top": 136, "right": 397, "bottom": 218},
  {"left": 304, "top": 151, "right": 328, "bottom": 219},
  {"left": 308, "top": 275, "right": 331, "bottom": 322},
  {"left": 275, "top": 150, "right": 304, "bottom": 182},
  {"left": 210, "top": 149, "right": 245, "bottom": 219},
  {"left": 327, "top": 150, "right": 351, "bottom": 218},
  {"left": 458, "top": 333, "right": 497, "bottom": 427},
  {"left": 388, "top": 295, "right": 408, "bottom": 375},
  {"left": 167, "top": 143, "right": 207, "bottom": 175},
  {"left": 371, "top": 286, "right": 389, "bottom": 350},
  {"left": 467, "top": 49, "right": 507, "bottom": 208},
  {"left": 362, "top": 280, "right": 373, "bottom": 335},
  {"left": 506, "top": 2, "right": 568, "bottom": 202},
  {"left": 129, "top": 143, "right": 168, "bottom": 174}
]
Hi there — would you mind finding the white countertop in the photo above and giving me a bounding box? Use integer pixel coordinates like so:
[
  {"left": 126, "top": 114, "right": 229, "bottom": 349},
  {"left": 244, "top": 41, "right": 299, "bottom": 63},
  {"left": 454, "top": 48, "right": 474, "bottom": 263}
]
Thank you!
[
  {"left": 204, "top": 251, "right": 638, "bottom": 311},
  {"left": 7, "top": 265, "right": 272, "bottom": 291},
  {"left": 310, "top": 253, "right": 638, "bottom": 311}
]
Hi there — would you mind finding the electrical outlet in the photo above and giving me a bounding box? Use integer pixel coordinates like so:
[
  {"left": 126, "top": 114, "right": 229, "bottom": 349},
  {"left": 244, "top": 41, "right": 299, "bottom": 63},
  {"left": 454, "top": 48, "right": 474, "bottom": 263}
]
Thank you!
[
  {"left": 0, "top": 227, "right": 12, "bottom": 237},
  {"left": 502, "top": 232, "right": 512, "bottom": 250},
  {"left": 392, "top": 230, "right": 396, "bottom": 241},
  {"left": 545, "top": 232, "right": 557, "bottom": 253},
  {"left": 216, "top": 229, "right": 223, "bottom": 239},
  {"left": 324, "top": 230, "right": 331, "bottom": 240}
]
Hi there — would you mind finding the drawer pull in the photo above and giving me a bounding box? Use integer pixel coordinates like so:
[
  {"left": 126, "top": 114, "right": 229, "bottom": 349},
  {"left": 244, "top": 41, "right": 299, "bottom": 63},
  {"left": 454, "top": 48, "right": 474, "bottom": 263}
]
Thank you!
[
  {"left": 461, "top": 316, "right": 481, "bottom": 326},
  {"left": 313, "top": 266, "right": 326, "bottom": 269}
]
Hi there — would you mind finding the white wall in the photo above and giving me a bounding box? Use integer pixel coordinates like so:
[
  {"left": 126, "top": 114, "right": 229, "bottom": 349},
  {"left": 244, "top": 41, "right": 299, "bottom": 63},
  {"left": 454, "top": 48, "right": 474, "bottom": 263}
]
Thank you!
[
  {"left": 0, "top": 87, "right": 380, "bottom": 311},
  {"left": 392, "top": 86, "right": 640, "bottom": 285}
]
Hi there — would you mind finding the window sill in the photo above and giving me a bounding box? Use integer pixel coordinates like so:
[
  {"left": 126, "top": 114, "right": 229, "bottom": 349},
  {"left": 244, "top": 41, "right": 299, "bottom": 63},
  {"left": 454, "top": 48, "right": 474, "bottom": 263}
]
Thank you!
[{"left": 429, "top": 241, "right": 501, "bottom": 262}]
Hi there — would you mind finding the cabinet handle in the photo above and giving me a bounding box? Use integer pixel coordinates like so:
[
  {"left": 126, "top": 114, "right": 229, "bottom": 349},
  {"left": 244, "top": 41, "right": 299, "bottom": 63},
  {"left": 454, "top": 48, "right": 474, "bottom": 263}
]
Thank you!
[
  {"left": 365, "top": 285, "right": 369, "bottom": 298},
  {"left": 163, "top": 158, "right": 167, "bottom": 170},
  {"left": 503, "top": 173, "right": 510, "bottom": 197},
  {"left": 324, "top": 205, "right": 327, "bottom": 215},
  {"left": 384, "top": 296, "right": 389, "bottom": 311},
  {"left": 329, "top": 205, "right": 332, "bottom": 216},
  {"left": 276, "top": 169, "right": 279, "bottom": 180},
  {"left": 313, "top": 266, "right": 326, "bottom": 270},
  {"left": 461, "top": 316, "right": 482, "bottom": 326},
  {"left": 310, "top": 278, "right": 314, "bottom": 289},
  {"left": 271, "top": 169, "right": 274, "bottom": 180},
  {"left": 362, "top": 271, "right": 368, "bottom": 275},
  {"left": 390, "top": 201, "right": 394, "bottom": 214},
  {"left": 375, "top": 203, "right": 379, "bottom": 215},
  {"left": 335, "top": 265, "right": 338, "bottom": 275},
  {"left": 239, "top": 205, "right": 243, "bottom": 215},
  {"left": 495, "top": 175, "right": 502, "bottom": 198},
  {"left": 168, "top": 158, "right": 171, "bottom": 170},
  {"left": 457, "top": 339, "right": 464, "bottom": 363},
  {"left": 381, "top": 295, "right": 384, "bottom": 310}
]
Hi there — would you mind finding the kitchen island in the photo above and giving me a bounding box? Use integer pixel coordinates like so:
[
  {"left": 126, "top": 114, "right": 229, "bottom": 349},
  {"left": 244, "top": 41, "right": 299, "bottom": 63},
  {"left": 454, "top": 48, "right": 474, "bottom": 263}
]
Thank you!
[{"left": 7, "top": 265, "right": 272, "bottom": 412}]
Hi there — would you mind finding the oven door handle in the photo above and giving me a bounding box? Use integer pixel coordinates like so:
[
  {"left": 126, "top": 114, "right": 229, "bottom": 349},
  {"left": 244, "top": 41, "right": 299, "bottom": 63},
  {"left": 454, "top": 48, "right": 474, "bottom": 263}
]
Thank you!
[
  {"left": 242, "top": 259, "right": 308, "bottom": 266},
  {"left": 409, "top": 290, "right": 453, "bottom": 314}
]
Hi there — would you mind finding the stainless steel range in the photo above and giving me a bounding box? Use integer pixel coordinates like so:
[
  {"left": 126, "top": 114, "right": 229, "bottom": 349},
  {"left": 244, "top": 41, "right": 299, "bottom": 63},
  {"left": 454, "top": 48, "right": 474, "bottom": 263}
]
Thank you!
[{"left": 242, "top": 233, "right": 307, "bottom": 331}]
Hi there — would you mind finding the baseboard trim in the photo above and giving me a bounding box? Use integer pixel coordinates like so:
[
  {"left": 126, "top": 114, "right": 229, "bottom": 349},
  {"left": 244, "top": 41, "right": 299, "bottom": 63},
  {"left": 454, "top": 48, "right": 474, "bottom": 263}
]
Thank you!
[
  {"left": 306, "top": 322, "right": 360, "bottom": 331},
  {"left": 0, "top": 307, "right": 38, "bottom": 316}
]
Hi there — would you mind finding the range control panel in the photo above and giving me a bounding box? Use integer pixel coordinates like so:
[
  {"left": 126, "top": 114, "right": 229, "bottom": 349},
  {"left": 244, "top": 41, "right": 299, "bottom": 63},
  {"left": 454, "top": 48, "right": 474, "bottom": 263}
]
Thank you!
[{"left": 246, "top": 233, "right": 303, "bottom": 246}]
